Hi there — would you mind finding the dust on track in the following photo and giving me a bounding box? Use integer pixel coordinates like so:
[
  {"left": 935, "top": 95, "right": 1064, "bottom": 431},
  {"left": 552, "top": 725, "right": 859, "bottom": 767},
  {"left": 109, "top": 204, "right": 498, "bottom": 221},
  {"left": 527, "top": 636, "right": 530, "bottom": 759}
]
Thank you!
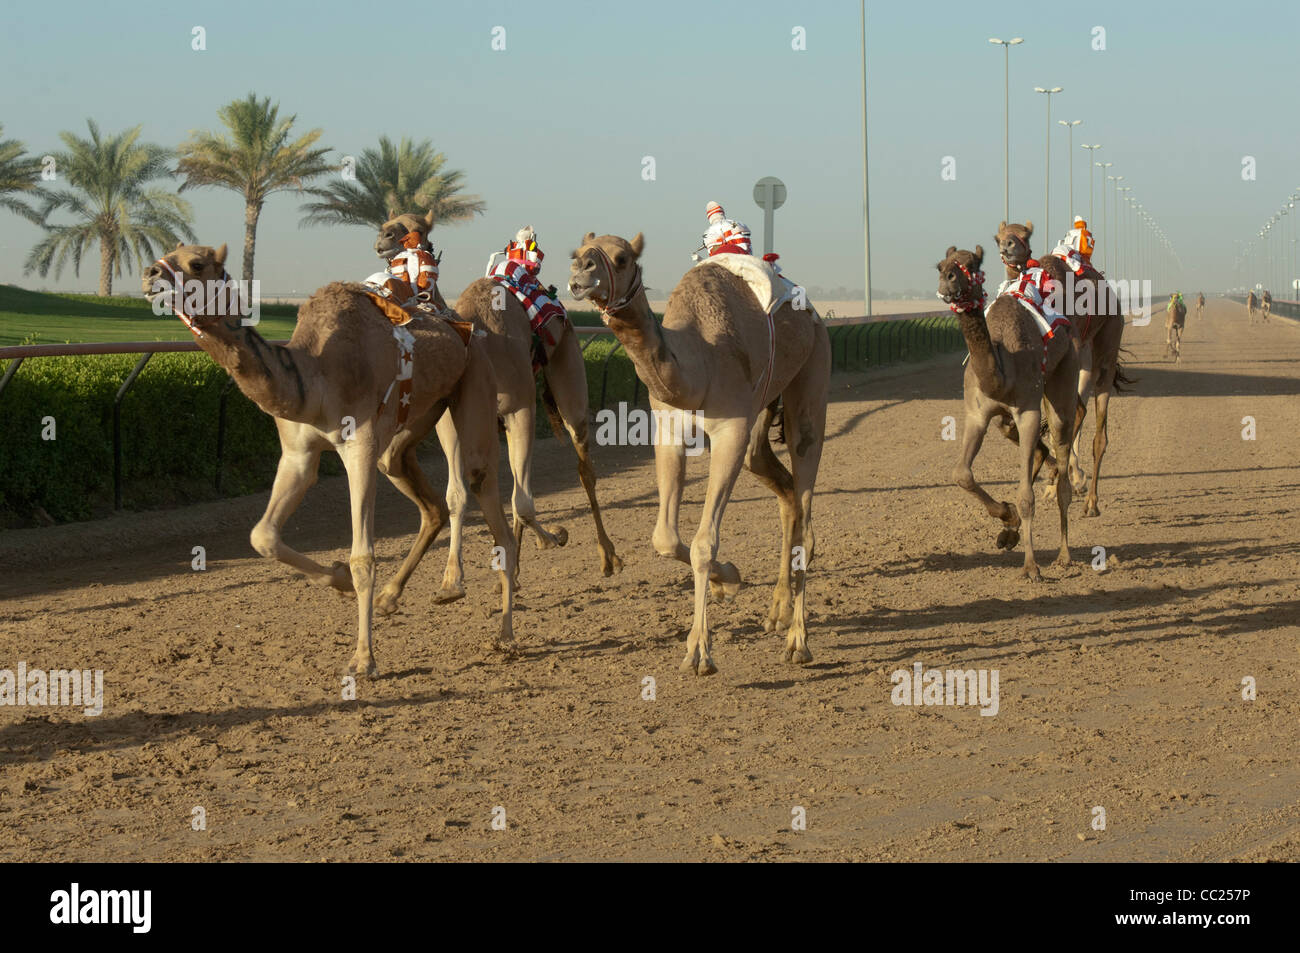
[{"left": 1, "top": 299, "right": 1297, "bottom": 861}]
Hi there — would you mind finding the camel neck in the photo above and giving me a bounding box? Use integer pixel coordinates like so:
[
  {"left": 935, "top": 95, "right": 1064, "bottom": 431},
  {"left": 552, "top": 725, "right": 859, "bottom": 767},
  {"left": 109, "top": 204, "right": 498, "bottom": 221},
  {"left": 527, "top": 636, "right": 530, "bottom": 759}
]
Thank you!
[
  {"left": 193, "top": 317, "right": 313, "bottom": 423},
  {"left": 602, "top": 291, "right": 705, "bottom": 409}
]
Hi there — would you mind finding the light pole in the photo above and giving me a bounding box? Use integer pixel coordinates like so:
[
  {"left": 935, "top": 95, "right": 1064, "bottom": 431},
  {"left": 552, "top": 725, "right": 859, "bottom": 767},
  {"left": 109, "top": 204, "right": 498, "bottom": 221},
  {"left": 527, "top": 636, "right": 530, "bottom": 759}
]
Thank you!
[
  {"left": 1112, "top": 176, "right": 1124, "bottom": 276},
  {"left": 1058, "top": 119, "right": 1081, "bottom": 222},
  {"left": 1099, "top": 162, "right": 1113, "bottom": 271},
  {"left": 1082, "top": 145, "right": 1101, "bottom": 221},
  {"left": 1120, "top": 188, "right": 1133, "bottom": 277},
  {"left": 859, "top": 0, "right": 871, "bottom": 316},
  {"left": 989, "top": 37, "right": 1023, "bottom": 223},
  {"left": 1034, "top": 86, "right": 1062, "bottom": 240}
]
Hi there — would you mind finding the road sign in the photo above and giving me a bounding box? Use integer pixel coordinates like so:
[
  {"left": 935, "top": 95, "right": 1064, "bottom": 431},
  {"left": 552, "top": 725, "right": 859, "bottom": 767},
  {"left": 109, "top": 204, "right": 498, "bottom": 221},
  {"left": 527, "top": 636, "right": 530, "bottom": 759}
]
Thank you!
[{"left": 753, "top": 176, "right": 787, "bottom": 256}]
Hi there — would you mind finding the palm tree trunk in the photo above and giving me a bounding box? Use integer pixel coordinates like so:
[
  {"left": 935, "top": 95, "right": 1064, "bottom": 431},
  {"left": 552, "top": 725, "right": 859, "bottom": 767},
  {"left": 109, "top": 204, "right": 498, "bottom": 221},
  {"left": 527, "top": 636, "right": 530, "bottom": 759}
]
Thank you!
[
  {"left": 98, "top": 240, "right": 113, "bottom": 297},
  {"left": 242, "top": 200, "right": 261, "bottom": 281}
]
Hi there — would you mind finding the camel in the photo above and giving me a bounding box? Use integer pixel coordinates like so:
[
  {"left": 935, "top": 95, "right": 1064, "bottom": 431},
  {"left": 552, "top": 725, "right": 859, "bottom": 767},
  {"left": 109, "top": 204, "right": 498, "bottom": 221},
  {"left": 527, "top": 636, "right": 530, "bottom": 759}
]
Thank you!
[
  {"left": 938, "top": 245, "right": 1077, "bottom": 579},
  {"left": 1165, "top": 294, "right": 1187, "bottom": 362},
  {"left": 1246, "top": 290, "right": 1259, "bottom": 323},
  {"left": 995, "top": 221, "right": 1127, "bottom": 517},
  {"left": 1196, "top": 292, "right": 1205, "bottom": 320},
  {"left": 1262, "top": 289, "right": 1272, "bottom": 321},
  {"left": 568, "top": 232, "right": 829, "bottom": 674},
  {"left": 359, "top": 212, "right": 618, "bottom": 618},
  {"left": 141, "top": 242, "right": 515, "bottom": 677}
]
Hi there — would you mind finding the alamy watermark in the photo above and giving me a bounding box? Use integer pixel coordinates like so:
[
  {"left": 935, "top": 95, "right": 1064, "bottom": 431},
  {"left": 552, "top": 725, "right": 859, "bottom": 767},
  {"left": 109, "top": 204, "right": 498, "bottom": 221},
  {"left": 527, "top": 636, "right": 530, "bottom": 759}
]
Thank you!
[
  {"left": 0, "top": 661, "right": 103, "bottom": 716},
  {"left": 595, "top": 402, "right": 706, "bottom": 456},
  {"left": 149, "top": 277, "right": 261, "bottom": 326},
  {"left": 891, "top": 662, "right": 999, "bottom": 716}
]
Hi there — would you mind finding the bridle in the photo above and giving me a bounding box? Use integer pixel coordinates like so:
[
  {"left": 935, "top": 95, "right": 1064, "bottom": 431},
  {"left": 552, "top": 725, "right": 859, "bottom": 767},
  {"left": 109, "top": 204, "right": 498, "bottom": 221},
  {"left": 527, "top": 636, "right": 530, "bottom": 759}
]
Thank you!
[
  {"left": 150, "top": 258, "right": 240, "bottom": 337},
  {"left": 999, "top": 233, "right": 1031, "bottom": 273},
  {"left": 573, "top": 242, "right": 644, "bottom": 323},
  {"left": 944, "top": 260, "right": 987, "bottom": 314}
]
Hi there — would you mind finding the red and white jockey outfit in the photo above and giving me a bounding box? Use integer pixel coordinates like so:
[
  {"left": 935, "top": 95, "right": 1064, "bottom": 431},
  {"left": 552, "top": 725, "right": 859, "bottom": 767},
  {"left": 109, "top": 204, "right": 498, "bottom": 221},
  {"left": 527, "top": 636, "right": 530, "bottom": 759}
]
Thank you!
[
  {"left": 996, "top": 260, "right": 1072, "bottom": 372},
  {"left": 365, "top": 230, "right": 439, "bottom": 306},
  {"left": 702, "top": 201, "right": 753, "bottom": 256},
  {"left": 505, "top": 229, "right": 543, "bottom": 275},
  {"left": 489, "top": 226, "right": 567, "bottom": 372}
]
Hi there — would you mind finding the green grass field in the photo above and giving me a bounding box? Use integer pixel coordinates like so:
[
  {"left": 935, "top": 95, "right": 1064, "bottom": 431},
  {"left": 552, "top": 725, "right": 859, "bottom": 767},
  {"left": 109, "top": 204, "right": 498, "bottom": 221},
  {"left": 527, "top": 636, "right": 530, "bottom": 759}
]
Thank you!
[
  {"left": 0, "top": 284, "right": 301, "bottom": 346},
  {"left": 0, "top": 283, "right": 611, "bottom": 347}
]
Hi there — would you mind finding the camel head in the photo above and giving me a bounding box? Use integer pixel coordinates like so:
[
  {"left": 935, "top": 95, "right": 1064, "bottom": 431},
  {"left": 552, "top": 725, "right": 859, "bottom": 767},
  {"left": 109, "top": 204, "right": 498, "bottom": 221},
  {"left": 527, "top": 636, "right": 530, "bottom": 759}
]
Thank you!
[
  {"left": 375, "top": 209, "right": 436, "bottom": 258},
  {"left": 936, "top": 245, "right": 986, "bottom": 312},
  {"left": 142, "top": 241, "right": 229, "bottom": 300},
  {"left": 995, "top": 221, "right": 1034, "bottom": 270},
  {"left": 568, "top": 231, "right": 645, "bottom": 312}
]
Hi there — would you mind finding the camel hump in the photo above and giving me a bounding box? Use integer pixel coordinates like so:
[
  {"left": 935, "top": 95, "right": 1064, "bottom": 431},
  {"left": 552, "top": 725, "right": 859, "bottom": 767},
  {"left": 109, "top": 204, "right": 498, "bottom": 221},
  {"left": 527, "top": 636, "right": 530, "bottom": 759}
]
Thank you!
[{"left": 695, "top": 254, "right": 811, "bottom": 317}]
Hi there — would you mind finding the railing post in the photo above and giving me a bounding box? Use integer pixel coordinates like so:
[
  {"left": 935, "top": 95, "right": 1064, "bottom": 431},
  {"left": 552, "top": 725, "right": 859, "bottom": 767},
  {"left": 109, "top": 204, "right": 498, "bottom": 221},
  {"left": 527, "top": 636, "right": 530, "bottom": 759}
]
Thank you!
[
  {"left": 0, "top": 357, "right": 25, "bottom": 400},
  {"left": 215, "top": 373, "right": 236, "bottom": 492},
  {"left": 113, "top": 353, "right": 153, "bottom": 510}
]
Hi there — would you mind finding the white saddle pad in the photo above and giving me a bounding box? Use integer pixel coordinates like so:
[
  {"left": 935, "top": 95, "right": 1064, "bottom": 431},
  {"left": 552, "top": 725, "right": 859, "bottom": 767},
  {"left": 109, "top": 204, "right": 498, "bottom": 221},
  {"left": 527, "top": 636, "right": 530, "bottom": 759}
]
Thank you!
[{"left": 696, "top": 253, "right": 803, "bottom": 316}]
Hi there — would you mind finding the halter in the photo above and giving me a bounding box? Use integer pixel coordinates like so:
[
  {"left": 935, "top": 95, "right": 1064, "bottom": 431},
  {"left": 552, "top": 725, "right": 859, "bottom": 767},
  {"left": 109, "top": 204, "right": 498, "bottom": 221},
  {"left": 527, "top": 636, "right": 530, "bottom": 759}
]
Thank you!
[
  {"left": 577, "top": 242, "right": 644, "bottom": 322},
  {"left": 999, "top": 233, "right": 1031, "bottom": 272},
  {"left": 945, "top": 261, "right": 987, "bottom": 315},
  {"left": 151, "top": 258, "right": 241, "bottom": 337}
]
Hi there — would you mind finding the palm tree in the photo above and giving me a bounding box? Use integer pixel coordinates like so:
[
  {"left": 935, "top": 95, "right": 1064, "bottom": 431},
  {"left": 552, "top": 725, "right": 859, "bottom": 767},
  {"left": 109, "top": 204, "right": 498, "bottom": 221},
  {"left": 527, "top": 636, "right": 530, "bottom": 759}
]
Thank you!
[
  {"left": 299, "top": 136, "right": 486, "bottom": 231},
  {"left": 24, "top": 121, "right": 194, "bottom": 297},
  {"left": 177, "top": 93, "right": 333, "bottom": 281},
  {"left": 0, "top": 124, "right": 43, "bottom": 223}
]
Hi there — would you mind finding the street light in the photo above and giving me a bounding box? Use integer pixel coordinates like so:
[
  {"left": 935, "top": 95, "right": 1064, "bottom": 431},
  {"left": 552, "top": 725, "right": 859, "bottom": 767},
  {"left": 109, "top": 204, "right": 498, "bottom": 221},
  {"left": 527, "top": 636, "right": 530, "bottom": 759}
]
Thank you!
[
  {"left": 1057, "top": 119, "right": 1081, "bottom": 223},
  {"left": 1082, "top": 144, "right": 1101, "bottom": 222},
  {"left": 1110, "top": 175, "right": 1124, "bottom": 276},
  {"left": 1034, "top": 86, "right": 1063, "bottom": 239},
  {"left": 1098, "top": 161, "right": 1113, "bottom": 271},
  {"left": 860, "top": 0, "right": 871, "bottom": 316},
  {"left": 989, "top": 38, "right": 1023, "bottom": 223}
]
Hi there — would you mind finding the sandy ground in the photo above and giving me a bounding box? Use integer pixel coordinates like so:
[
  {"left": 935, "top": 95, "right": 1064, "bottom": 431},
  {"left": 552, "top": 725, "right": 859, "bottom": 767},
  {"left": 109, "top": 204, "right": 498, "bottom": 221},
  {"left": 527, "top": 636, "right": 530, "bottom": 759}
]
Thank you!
[{"left": 1, "top": 299, "right": 1297, "bottom": 862}]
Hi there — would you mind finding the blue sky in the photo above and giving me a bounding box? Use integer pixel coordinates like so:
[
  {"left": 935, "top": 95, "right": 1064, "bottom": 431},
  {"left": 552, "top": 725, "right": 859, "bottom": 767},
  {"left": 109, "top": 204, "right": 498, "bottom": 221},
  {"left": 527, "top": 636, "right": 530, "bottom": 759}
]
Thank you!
[{"left": 1, "top": 0, "right": 1297, "bottom": 301}]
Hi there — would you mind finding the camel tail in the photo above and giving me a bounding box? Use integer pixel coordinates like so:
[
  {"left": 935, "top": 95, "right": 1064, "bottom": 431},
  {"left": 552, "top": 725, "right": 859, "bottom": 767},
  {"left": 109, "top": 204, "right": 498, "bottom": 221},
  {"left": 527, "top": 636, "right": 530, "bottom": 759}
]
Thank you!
[
  {"left": 1112, "top": 346, "right": 1137, "bottom": 393},
  {"left": 539, "top": 376, "right": 567, "bottom": 440},
  {"left": 767, "top": 397, "right": 786, "bottom": 445}
]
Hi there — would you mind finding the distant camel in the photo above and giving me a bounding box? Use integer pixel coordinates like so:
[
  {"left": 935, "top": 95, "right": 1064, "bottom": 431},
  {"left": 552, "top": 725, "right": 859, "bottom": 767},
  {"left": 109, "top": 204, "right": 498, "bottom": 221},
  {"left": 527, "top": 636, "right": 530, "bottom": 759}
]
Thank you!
[
  {"left": 1246, "top": 291, "right": 1258, "bottom": 323},
  {"left": 1165, "top": 294, "right": 1186, "bottom": 363},
  {"left": 1262, "top": 289, "right": 1272, "bottom": 321},
  {"left": 1196, "top": 292, "right": 1205, "bottom": 320}
]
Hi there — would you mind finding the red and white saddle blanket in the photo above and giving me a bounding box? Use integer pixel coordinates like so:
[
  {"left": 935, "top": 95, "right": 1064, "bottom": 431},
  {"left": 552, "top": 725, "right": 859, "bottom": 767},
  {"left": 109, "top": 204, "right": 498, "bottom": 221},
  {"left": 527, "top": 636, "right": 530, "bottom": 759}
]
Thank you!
[
  {"left": 489, "top": 258, "right": 568, "bottom": 372},
  {"left": 991, "top": 265, "right": 1072, "bottom": 372},
  {"left": 1049, "top": 244, "right": 1088, "bottom": 276}
]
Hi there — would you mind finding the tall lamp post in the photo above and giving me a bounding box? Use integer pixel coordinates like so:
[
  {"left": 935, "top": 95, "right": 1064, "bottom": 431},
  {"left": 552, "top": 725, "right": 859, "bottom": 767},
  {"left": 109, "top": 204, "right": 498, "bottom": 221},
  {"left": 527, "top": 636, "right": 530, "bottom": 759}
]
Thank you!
[
  {"left": 1057, "top": 119, "right": 1081, "bottom": 222},
  {"left": 1111, "top": 176, "right": 1125, "bottom": 276},
  {"left": 859, "top": 0, "right": 871, "bottom": 316},
  {"left": 1081, "top": 144, "right": 1101, "bottom": 221},
  {"left": 1034, "top": 86, "right": 1063, "bottom": 239},
  {"left": 1099, "top": 162, "right": 1113, "bottom": 271},
  {"left": 989, "top": 37, "right": 1024, "bottom": 223}
]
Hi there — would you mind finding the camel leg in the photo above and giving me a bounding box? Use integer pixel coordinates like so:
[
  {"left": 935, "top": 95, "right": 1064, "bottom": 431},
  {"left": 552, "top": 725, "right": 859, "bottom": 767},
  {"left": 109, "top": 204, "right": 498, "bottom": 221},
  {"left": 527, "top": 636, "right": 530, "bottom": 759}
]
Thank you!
[
  {"left": 541, "top": 334, "right": 622, "bottom": 576},
  {"left": 337, "top": 431, "right": 381, "bottom": 677},
  {"left": 779, "top": 346, "right": 829, "bottom": 665},
  {"left": 954, "top": 407, "right": 1022, "bottom": 550},
  {"left": 1012, "top": 405, "right": 1042, "bottom": 581},
  {"left": 1045, "top": 375, "right": 1077, "bottom": 569},
  {"left": 650, "top": 398, "right": 741, "bottom": 599},
  {"left": 681, "top": 417, "right": 749, "bottom": 676},
  {"left": 744, "top": 404, "right": 797, "bottom": 635},
  {"left": 434, "top": 410, "right": 470, "bottom": 604},
  {"left": 1070, "top": 344, "right": 1096, "bottom": 493},
  {"left": 1083, "top": 383, "right": 1113, "bottom": 517},
  {"left": 992, "top": 413, "right": 1055, "bottom": 484},
  {"left": 249, "top": 423, "right": 352, "bottom": 592},
  {"left": 502, "top": 405, "right": 567, "bottom": 577},
  {"left": 373, "top": 408, "right": 449, "bottom": 615}
]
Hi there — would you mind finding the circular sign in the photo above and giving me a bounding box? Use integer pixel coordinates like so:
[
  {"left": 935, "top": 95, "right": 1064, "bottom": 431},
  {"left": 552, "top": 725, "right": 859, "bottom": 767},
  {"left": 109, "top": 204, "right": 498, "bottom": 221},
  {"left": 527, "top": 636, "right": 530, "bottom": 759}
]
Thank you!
[{"left": 753, "top": 176, "right": 787, "bottom": 210}]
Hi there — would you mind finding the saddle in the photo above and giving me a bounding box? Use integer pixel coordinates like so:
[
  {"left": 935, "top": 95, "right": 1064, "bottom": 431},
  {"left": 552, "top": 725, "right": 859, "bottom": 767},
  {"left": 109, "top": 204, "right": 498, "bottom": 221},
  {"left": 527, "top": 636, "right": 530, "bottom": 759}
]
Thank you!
[{"left": 363, "top": 288, "right": 476, "bottom": 345}]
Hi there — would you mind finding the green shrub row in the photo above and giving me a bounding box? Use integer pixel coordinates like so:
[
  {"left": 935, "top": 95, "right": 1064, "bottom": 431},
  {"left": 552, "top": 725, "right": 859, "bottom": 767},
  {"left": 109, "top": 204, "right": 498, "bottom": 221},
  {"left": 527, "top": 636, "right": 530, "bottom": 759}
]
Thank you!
[{"left": 0, "top": 314, "right": 957, "bottom": 526}]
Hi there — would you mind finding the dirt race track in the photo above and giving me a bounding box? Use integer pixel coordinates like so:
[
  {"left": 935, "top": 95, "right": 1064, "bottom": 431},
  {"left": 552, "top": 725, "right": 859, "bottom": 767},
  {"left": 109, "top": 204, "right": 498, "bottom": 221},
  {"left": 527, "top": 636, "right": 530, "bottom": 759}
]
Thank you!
[{"left": 2, "top": 298, "right": 1297, "bottom": 862}]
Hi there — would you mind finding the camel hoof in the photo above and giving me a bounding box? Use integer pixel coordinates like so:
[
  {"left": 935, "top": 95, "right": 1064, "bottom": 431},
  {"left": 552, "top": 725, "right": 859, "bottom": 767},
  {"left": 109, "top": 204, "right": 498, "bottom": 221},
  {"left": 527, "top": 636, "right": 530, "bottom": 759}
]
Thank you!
[
  {"left": 602, "top": 552, "right": 624, "bottom": 577},
  {"left": 679, "top": 654, "right": 699, "bottom": 675},
  {"left": 1054, "top": 554, "right": 1072, "bottom": 569},
  {"left": 1083, "top": 500, "right": 1100, "bottom": 517},
  {"left": 709, "top": 562, "right": 742, "bottom": 601},
  {"left": 329, "top": 561, "right": 355, "bottom": 594},
  {"left": 1021, "top": 565, "right": 1043, "bottom": 582},
  {"left": 696, "top": 657, "right": 718, "bottom": 676},
  {"left": 374, "top": 589, "right": 399, "bottom": 616},
  {"left": 348, "top": 654, "right": 378, "bottom": 678},
  {"left": 554, "top": 527, "right": 569, "bottom": 548},
  {"left": 787, "top": 645, "right": 813, "bottom": 665},
  {"left": 434, "top": 584, "right": 466, "bottom": 604},
  {"left": 996, "top": 529, "right": 1020, "bottom": 551}
]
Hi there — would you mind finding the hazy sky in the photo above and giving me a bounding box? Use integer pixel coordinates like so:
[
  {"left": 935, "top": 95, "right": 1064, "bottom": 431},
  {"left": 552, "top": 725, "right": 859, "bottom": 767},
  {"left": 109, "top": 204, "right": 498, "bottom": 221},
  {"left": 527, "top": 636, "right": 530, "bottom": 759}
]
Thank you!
[{"left": 2, "top": 0, "right": 1298, "bottom": 303}]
